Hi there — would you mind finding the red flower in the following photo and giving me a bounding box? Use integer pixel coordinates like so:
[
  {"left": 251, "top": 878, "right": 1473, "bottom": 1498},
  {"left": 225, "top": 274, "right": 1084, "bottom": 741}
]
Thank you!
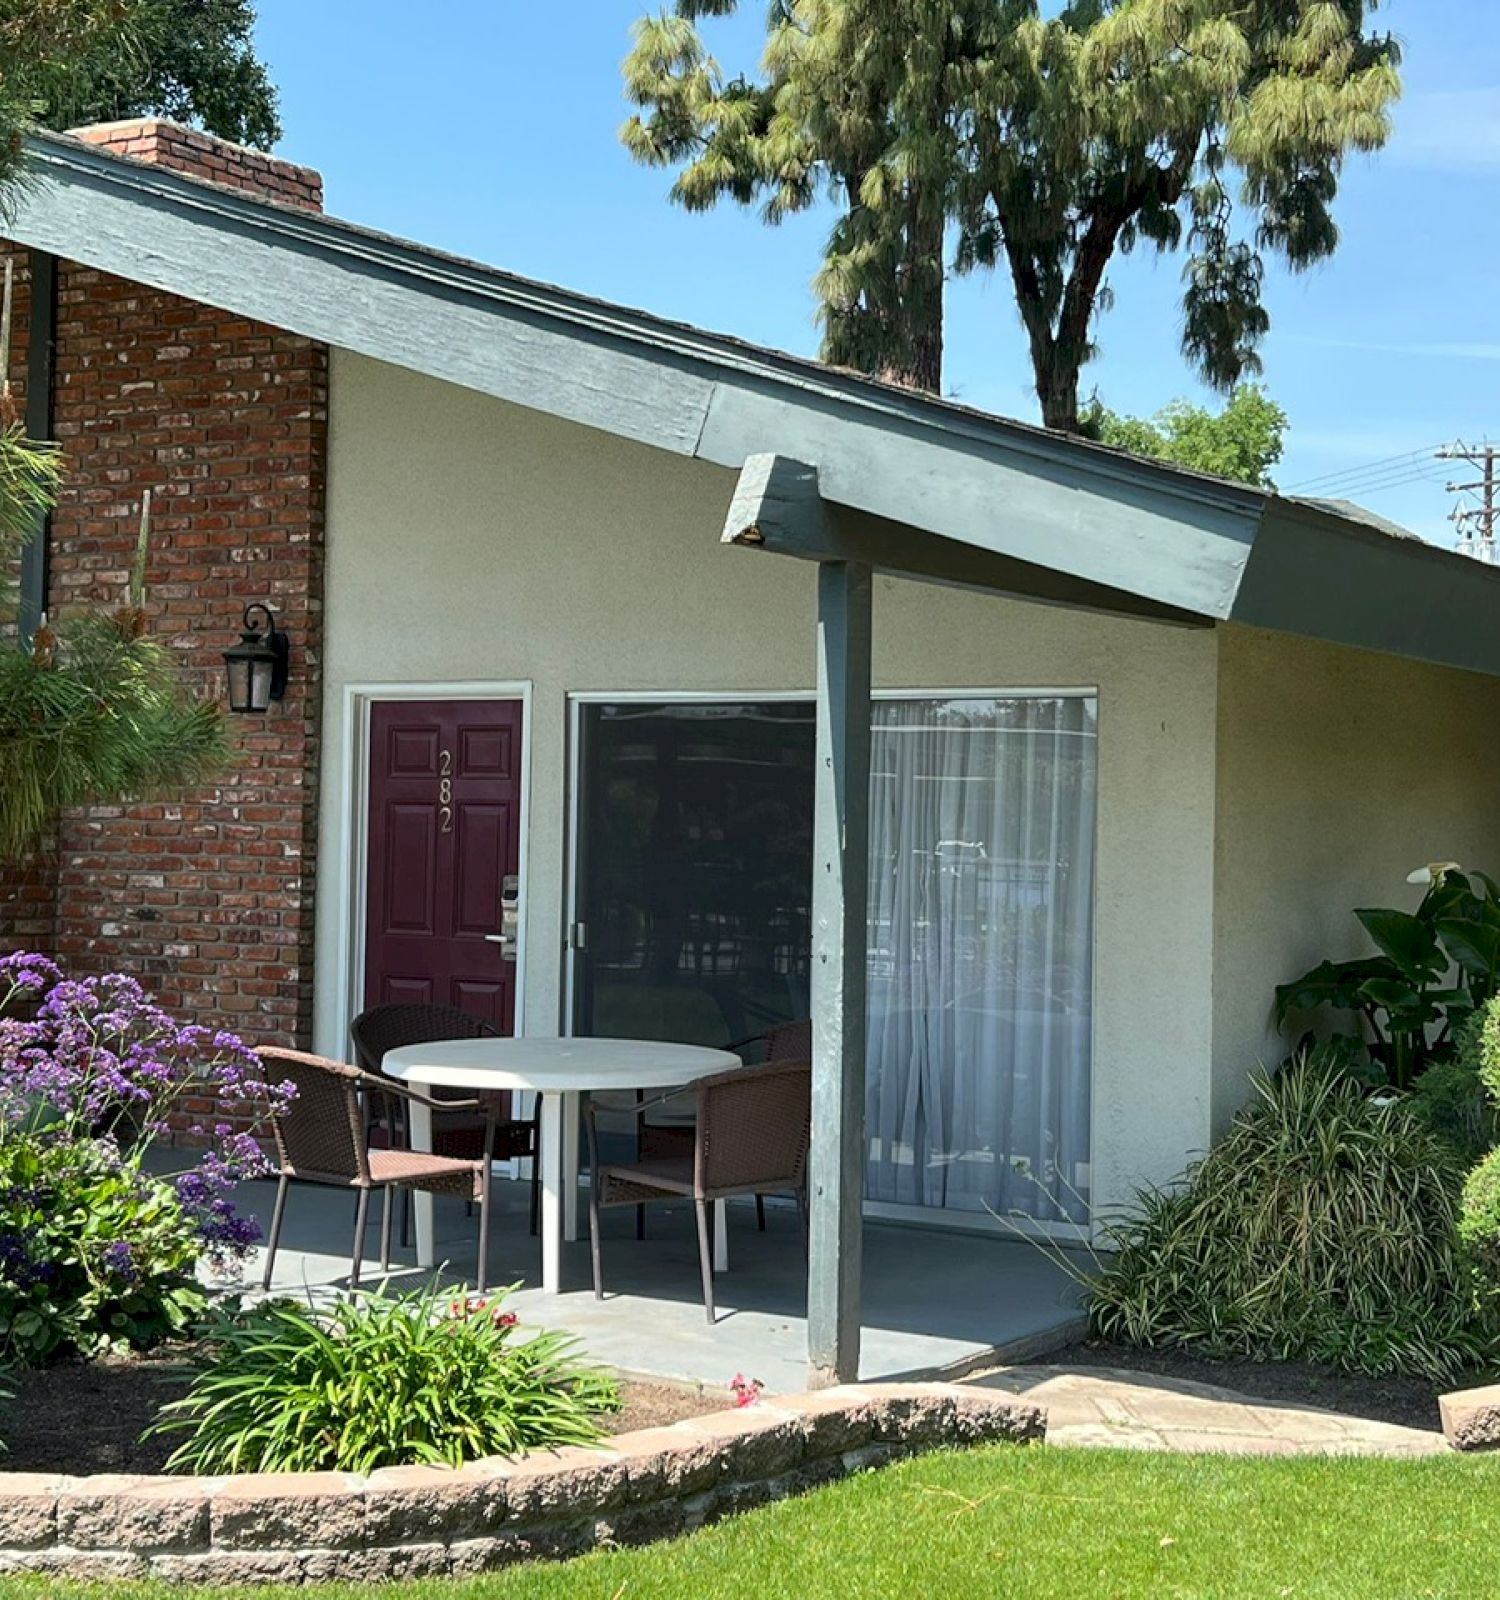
[{"left": 729, "top": 1373, "right": 764, "bottom": 1408}]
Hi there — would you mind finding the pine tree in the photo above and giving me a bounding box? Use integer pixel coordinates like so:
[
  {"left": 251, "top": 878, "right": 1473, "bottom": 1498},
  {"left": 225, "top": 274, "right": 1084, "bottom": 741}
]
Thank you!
[
  {"left": 622, "top": 2, "right": 1400, "bottom": 430},
  {"left": 625, "top": 0, "right": 969, "bottom": 391}
]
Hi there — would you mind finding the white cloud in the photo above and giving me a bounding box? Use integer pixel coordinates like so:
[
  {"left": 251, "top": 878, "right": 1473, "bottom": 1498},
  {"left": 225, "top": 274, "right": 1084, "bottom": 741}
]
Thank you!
[{"left": 1391, "top": 87, "right": 1500, "bottom": 169}]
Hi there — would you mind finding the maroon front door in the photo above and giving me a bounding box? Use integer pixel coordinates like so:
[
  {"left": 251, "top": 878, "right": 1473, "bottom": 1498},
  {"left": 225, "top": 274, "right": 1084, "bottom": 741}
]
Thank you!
[{"left": 363, "top": 699, "right": 523, "bottom": 1030}]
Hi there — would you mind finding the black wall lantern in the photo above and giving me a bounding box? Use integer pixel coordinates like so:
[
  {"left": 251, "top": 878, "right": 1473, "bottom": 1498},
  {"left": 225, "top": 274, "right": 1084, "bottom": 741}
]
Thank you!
[{"left": 223, "top": 603, "right": 290, "bottom": 714}]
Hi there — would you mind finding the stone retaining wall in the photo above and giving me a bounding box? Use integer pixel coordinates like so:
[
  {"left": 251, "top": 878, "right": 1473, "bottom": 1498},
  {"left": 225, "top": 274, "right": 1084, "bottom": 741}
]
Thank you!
[{"left": 0, "top": 1383, "right": 1044, "bottom": 1585}]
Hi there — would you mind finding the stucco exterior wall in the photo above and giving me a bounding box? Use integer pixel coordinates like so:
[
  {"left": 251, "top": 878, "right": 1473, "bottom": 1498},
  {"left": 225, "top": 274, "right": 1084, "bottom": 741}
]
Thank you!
[
  {"left": 1210, "top": 624, "right": 1500, "bottom": 1133},
  {"left": 317, "top": 352, "right": 1221, "bottom": 1217}
]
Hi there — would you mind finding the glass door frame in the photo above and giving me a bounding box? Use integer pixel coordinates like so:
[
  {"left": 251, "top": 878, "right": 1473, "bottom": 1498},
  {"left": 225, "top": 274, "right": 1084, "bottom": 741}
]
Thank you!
[{"left": 563, "top": 686, "right": 1098, "bottom": 1241}]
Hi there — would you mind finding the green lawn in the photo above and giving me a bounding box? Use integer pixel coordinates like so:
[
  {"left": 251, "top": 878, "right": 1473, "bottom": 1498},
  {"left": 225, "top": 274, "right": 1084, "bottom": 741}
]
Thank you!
[{"left": 28, "top": 1444, "right": 1500, "bottom": 1600}]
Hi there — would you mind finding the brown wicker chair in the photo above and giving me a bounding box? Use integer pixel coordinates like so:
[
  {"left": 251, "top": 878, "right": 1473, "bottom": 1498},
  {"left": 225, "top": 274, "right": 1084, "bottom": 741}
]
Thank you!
[
  {"left": 759, "top": 1017, "right": 812, "bottom": 1064},
  {"left": 257, "top": 1046, "right": 497, "bottom": 1292},
  {"left": 639, "top": 1017, "right": 813, "bottom": 1235},
  {"left": 586, "top": 1057, "right": 811, "bottom": 1323},
  {"left": 350, "top": 1002, "right": 540, "bottom": 1236}
]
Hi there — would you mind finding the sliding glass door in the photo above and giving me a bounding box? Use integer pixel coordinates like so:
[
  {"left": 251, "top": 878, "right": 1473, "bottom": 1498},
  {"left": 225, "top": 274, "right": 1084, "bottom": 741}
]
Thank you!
[
  {"left": 570, "top": 692, "right": 1096, "bottom": 1229},
  {"left": 865, "top": 697, "right": 1096, "bottom": 1226},
  {"left": 570, "top": 701, "right": 815, "bottom": 1047}
]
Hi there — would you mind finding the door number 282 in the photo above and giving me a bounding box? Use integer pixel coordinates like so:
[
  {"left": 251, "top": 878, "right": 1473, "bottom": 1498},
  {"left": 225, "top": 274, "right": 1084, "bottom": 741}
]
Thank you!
[{"left": 439, "top": 749, "right": 453, "bottom": 833}]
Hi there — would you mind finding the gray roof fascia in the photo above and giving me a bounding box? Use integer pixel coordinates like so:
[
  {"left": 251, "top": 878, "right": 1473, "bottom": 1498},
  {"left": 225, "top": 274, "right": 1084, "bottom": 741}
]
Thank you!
[
  {"left": 1234, "top": 496, "right": 1500, "bottom": 677},
  {"left": 9, "top": 132, "right": 1265, "bottom": 620},
  {"left": 722, "top": 454, "right": 1211, "bottom": 626},
  {"left": 15, "top": 133, "right": 1500, "bottom": 675}
]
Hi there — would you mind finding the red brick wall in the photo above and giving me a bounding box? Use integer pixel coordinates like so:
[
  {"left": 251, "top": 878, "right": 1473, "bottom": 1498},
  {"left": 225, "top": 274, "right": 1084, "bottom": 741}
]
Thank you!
[
  {"left": 71, "top": 120, "right": 324, "bottom": 213},
  {"left": 0, "top": 245, "right": 327, "bottom": 1048}
]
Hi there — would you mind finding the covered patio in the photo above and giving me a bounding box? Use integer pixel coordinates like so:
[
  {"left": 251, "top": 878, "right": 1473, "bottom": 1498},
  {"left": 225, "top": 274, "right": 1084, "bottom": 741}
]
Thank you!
[
  {"left": 719, "top": 453, "right": 1500, "bottom": 1385},
  {"left": 231, "top": 1170, "right": 1084, "bottom": 1395},
  {"left": 14, "top": 127, "right": 1500, "bottom": 1400}
]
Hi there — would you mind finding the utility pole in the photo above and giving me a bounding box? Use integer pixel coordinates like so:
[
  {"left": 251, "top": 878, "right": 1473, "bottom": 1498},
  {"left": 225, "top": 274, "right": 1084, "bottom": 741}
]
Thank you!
[{"left": 1438, "top": 441, "right": 1500, "bottom": 564}]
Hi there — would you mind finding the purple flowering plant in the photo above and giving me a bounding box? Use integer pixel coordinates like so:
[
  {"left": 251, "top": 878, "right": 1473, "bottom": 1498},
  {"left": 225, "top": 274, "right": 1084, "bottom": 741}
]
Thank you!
[{"left": 0, "top": 952, "right": 296, "bottom": 1363}]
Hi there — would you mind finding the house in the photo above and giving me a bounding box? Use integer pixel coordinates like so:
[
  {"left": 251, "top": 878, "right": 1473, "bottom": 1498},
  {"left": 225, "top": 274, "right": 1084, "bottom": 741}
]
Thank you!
[{"left": 3, "top": 120, "right": 1499, "bottom": 1384}]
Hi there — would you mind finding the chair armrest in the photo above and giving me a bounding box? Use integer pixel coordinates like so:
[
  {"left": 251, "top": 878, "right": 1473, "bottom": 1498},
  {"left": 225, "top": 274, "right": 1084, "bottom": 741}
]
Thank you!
[
  {"left": 359, "top": 1070, "right": 482, "bottom": 1114},
  {"left": 585, "top": 1088, "right": 684, "bottom": 1125}
]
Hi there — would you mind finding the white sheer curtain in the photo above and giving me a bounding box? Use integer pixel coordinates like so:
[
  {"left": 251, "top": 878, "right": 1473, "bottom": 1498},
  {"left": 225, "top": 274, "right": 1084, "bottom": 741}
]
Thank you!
[{"left": 864, "top": 697, "right": 1096, "bottom": 1226}]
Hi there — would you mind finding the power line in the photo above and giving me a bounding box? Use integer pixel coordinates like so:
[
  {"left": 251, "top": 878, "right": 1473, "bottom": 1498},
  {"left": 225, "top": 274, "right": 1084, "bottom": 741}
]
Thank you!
[
  {"left": 1286, "top": 444, "right": 1446, "bottom": 493},
  {"left": 1292, "top": 462, "right": 1450, "bottom": 501},
  {"left": 1332, "top": 480, "right": 1438, "bottom": 502}
]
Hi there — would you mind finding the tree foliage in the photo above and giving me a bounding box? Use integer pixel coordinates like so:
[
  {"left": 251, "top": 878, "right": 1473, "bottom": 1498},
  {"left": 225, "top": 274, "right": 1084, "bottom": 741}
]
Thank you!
[
  {"left": 1085, "top": 384, "right": 1287, "bottom": 485},
  {"left": 0, "top": 0, "right": 279, "bottom": 186},
  {"left": 625, "top": 1, "right": 957, "bottom": 389},
  {"left": 623, "top": 2, "right": 1400, "bottom": 430},
  {"left": 34, "top": 0, "right": 281, "bottom": 149},
  {"left": 0, "top": 2, "right": 129, "bottom": 194}
]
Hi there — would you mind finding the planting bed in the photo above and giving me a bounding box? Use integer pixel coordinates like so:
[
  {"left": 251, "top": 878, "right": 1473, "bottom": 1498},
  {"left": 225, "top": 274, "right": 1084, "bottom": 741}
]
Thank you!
[{"left": 0, "top": 1383, "right": 1044, "bottom": 1584}]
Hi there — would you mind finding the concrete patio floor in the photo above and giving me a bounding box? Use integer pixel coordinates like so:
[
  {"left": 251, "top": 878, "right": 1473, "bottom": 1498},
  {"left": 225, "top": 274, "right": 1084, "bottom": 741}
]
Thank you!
[
  {"left": 971, "top": 1366, "right": 1448, "bottom": 1456},
  {"left": 226, "top": 1170, "right": 1086, "bottom": 1394}
]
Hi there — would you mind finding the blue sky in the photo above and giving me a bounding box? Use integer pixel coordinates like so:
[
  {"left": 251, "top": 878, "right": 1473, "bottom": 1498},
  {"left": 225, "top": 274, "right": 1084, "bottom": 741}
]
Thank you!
[{"left": 254, "top": 1, "right": 1499, "bottom": 542}]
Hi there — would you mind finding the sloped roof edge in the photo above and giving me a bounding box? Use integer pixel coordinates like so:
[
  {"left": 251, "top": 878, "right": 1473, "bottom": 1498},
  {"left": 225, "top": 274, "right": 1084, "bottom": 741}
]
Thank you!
[{"left": 9, "top": 130, "right": 1500, "bottom": 675}]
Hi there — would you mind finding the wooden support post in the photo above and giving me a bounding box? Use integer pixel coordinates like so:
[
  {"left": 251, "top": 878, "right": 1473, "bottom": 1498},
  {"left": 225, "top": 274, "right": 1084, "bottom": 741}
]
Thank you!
[
  {"left": 807, "top": 559, "right": 873, "bottom": 1388},
  {"left": 18, "top": 250, "right": 57, "bottom": 645}
]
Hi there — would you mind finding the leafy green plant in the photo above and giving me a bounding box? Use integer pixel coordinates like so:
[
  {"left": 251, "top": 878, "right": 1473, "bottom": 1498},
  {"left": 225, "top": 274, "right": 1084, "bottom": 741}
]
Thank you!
[
  {"left": 1087, "top": 1050, "right": 1489, "bottom": 1380},
  {"left": 0, "top": 1136, "right": 210, "bottom": 1364},
  {"left": 0, "top": 321, "right": 226, "bottom": 865},
  {"left": 1458, "top": 999, "right": 1500, "bottom": 1295},
  {"left": 1275, "top": 867, "right": 1500, "bottom": 1090},
  {"left": 1460, "top": 1154, "right": 1500, "bottom": 1291},
  {"left": 1409, "top": 1016, "right": 1498, "bottom": 1165},
  {"left": 151, "top": 1284, "right": 622, "bottom": 1474},
  {"left": 1083, "top": 386, "right": 1287, "bottom": 487}
]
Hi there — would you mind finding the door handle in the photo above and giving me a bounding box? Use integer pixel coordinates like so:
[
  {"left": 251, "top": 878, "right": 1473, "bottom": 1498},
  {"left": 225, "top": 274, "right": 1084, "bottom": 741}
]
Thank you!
[{"left": 490, "top": 872, "right": 520, "bottom": 961}]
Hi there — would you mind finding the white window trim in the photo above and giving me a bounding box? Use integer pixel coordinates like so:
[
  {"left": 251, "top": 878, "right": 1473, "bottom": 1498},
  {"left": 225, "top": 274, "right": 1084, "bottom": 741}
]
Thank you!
[{"left": 324, "top": 679, "right": 535, "bottom": 1061}]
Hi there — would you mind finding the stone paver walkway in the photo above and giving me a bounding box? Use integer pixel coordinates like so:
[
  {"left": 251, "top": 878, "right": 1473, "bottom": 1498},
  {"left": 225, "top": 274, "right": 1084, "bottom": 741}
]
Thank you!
[{"left": 966, "top": 1366, "right": 1448, "bottom": 1457}]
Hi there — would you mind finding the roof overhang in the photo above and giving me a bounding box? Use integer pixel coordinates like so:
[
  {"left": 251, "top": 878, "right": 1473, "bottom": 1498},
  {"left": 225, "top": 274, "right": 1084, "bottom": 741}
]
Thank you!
[
  {"left": 723, "top": 455, "right": 1500, "bottom": 677},
  {"left": 11, "top": 131, "right": 1500, "bottom": 677}
]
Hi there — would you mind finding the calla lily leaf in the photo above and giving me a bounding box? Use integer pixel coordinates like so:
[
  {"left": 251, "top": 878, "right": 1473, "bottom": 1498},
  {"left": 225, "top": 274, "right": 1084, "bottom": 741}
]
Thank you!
[{"left": 1355, "top": 908, "right": 1445, "bottom": 983}]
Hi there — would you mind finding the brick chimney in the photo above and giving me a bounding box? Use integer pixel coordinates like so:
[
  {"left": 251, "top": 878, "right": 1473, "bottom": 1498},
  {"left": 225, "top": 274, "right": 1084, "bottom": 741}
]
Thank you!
[{"left": 69, "top": 118, "right": 323, "bottom": 213}]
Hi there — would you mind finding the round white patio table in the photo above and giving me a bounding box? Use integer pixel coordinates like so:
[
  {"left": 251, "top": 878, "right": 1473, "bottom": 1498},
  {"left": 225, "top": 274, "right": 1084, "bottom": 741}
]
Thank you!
[{"left": 381, "top": 1037, "right": 740, "bottom": 1294}]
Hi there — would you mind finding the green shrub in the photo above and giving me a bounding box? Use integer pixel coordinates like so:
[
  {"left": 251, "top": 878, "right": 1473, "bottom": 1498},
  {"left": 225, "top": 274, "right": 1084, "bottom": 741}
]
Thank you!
[
  {"left": 1408, "top": 1016, "right": 1497, "bottom": 1165},
  {"left": 0, "top": 1137, "right": 210, "bottom": 1364},
  {"left": 1477, "top": 998, "right": 1500, "bottom": 1103},
  {"left": 1088, "top": 1051, "right": 1489, "bottom": 1380},
  {"left": 151, "top": 1284, "right": 621, "bottom": 1474},
  {"left": 1460, "top": 1149, "right": 1500, "bottom": 1289},
  {"left": 1458, "top": 1000, "right": 1500, "bottom": 1295}
]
